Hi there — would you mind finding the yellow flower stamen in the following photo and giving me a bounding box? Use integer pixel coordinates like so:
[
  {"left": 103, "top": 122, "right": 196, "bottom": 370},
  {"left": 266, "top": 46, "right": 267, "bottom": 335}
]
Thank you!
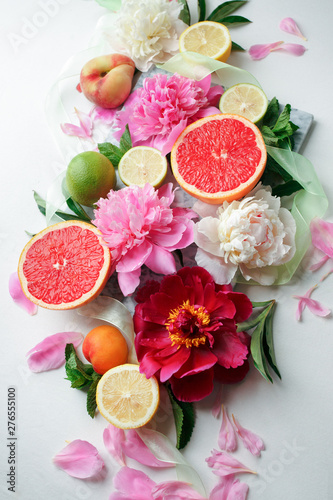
[{"left": 165, "top": 300, "right": 211, "bottom": 348}]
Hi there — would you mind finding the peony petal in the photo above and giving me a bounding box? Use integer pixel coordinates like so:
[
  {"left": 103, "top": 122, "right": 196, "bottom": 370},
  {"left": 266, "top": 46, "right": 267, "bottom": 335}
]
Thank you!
[
  {"left": 26, "top": 331, "right": 83, "bottom": 372},
  {"left": 195, "top": 248, "right": 237, "bottom": 285},
  {"left": 218, "top": 406, "right": 237, "bottom": 452},
  {"left": 309, "top": 254, "right": 330, "bottom": 272},
  {"left": 103, "top": 424, "right": 126, "bottom": 466},
  {"left": 144, "top": 245, "right": 177, "bottom": 275},
  {"left": 212, "top": 329, "right": 249, "bottom": 369},
  {"left": 294, "top": 283, "right": 331, "bottom": 320},
  {"left": 91, "top": 105, "right": 119, "bottom": 124},
  {"left": 118, "top": 268, "right": 142, "bottom": 297},
  {"left": 248, "top": 41, "right": 284, "bottom": 60},
  {"left": 53, "top": 439, "right": 104, "bottom": 479},
  {"left": 75, "top": 107, "right": 93, "bottom": 136},
  {"left": 232, "top": 415, "right": 265, "bottom": 457},
  {"left": 116, "top": 240, "right": 152, "bottom": 273},
  {"left": 214, "top": 360, "right": 250, "bottom": 385},
  {"left": 171, "top": 369, "right": 214, "bottom": 402},
  {"left": 279, "top": 43, "right": 307, "bottom": 56},
  {"left": 209, "top": 475, "right": 249, "bottom": 500},
  {"left": 152, "top": 480, "right": 206, "bottom": 499},
  {"left": 206, "top": 449, "right": 256, "bottom": 477},
  {"left": 279, "top": 17, "right": 307, "bottom": 40},
  {"left": 9, "top": 272, "right": 38, "bottom": 315},
  {"left": 122, "top": 430, "right": 175, "bottom": 468},
  {"left": 110, "top": 467, "right": 156, "bottom": 499},
  {"left": 60, "top": 123, "right": 90, "bottom": 138},
  {"left": 310, "top": 217, "right": 333, "bottom": 259}
]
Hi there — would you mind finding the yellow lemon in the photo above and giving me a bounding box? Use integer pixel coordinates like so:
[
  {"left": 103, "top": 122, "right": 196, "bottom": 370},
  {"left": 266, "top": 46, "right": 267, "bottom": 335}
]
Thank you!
[
  {"left": 219, "top": 83, "right": 269, "bottom": 124},
  {"left": 179, "top": 21, "right": 232, "bottom": 62},
  {"left": 118, "top": 146, "right": 168, "bottom": 188}
]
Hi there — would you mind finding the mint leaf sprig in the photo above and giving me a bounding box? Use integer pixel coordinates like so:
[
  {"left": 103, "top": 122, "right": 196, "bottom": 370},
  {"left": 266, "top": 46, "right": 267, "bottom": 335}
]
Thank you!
[
  {"left": 98, "top": 124, "right": 132, "bottom": 168},
  {"left": 261, "top": 98, "right": 303, "bottom": 198},
  {"left": 238, "top": 300, "right": 281, "bottom": 383},
  {"left": 65, "top": 343, "right": 101, "bottom": 418}
]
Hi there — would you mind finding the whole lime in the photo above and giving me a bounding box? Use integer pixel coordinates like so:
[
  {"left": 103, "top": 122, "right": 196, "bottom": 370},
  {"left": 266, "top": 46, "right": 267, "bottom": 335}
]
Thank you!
[{"left": 66, "top": 151, "right": 116, "bottom": 207}]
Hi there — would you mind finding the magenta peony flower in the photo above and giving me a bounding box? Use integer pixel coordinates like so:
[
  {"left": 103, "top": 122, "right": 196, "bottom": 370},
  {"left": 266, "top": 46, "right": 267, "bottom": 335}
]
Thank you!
[
  {"left": 92, "top": 183, "right": 196, "bottom": 296},
  {"left": 113, "top": 72, "right": 223, "bottom": 155},
  {"left": 133, "top": 267, "right": 252, "bottom": 402}
]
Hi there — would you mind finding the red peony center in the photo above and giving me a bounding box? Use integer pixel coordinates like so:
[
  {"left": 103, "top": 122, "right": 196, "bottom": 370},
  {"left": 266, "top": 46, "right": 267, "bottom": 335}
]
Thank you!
[{"left": 165, "top": 300, "right": 211, "bottom": 348}]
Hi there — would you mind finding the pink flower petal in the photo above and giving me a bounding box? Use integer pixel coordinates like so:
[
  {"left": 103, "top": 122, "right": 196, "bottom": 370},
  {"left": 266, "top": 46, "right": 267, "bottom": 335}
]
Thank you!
[
  {"left": 294, "top": 283, "right": 331, "bottom": 321},
  {"left": 75, "top": 107, "right": 93, "bottom": 136},
  {"left": 144, "top": 245, "right": 177, "bottom": 275},
  {"left": 110, "top": 467, "right": 156, "bottom": 499},
  {"left": 117, "top": 268, "right": 142, "bottom": 296},
  {"left": 310, "top": 217, "right": 333, "bottom": 259},
  {"left": 206, "top": 449, "right": 256, "bottom": 477},
  {"left": 212, "top": 384, "right": 224, "bottom": 418},
  {"left": 232, "top": 415, "right": 264, "bottom": 457},
  {"left": 103, "top": 424, "right": 126, "bottom": 466},
  {"left": 152, "top": 481, "right": 206, "bottom": 499},
  {"left": 209, "top": 475, "right": 249, "bottom": 500},
  {"left": 26, "top": 331, "right": 83, "bottom": 372},
  {"left": 9, "top": 272, "right": 37, "bottom": 315},
  {"left": 122, "top": 430, "right": 175, "bottom": 468},
  {"left": 91, "top": 105, "right": 119, "bottom": 124},
  {"left": 53, "top": 439, "right": 104, "bottom": 479},
  {"left": 218, "top": 406, "right": 237, "bottom": 452},
  {"left": 248, "top": 41, "right": 284, "bottom": 60},
  {"left": 309, "top": 254, "right": 330, "bottom": 272},
  {"left": 279, "top": 43, "right": 307, "bottom": 56},
  {"left": 279, "top": 17, "right": 307, "bottom": 40}
]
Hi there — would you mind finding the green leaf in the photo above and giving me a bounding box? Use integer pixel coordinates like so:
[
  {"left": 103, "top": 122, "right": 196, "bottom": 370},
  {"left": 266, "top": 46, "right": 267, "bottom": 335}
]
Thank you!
[
  {"left": 251, "top": 321, "right": 273, "bottom": 383},
  {"left": 207, "top": 1, "right": 247, "bottom": 22},
  {"left": 178, "top": 0, "right": 191, "bottom": 24},
  {"left": 231, "top": 40, "right": 245, "bottom": 51},
  {"left": 98, "top": 142, "right": 123, "bottom": 168},
  {"left": 167, "top": 387, "right": 195, "bottom": 449},
  {"left": 263, "top": 303, "right": 281, "bottom": 379},
  {"left": 65, "top": 197, "right": 91, "bottom": 222},
  {"left": 119, "top": 124, "right": 132, "bottom": 154},
  {"left": 272, "top": 104, "right": 292, "bottom": 133},
  {"left": 272, "top": 179, "right": 303, "bottom": 198},
  {"left": 197, "top": 0, "right": 206, "bottom": 22},
  {"left": 217, "top": 15, "right": 251, "bottom": 26},
  {"left": 65, "top": 343, "right": 94, "bottom": 390},
  {"left": 261, "top": 126, "right": 280, "bottom": 147},
  {"left": 33, "top": 191, "right": 89, "bottom": 223},
  {"left": 263, "top": 97, "right": 280, "bottom": 128},
  {"left": 86, "top": 374, "right": 101, "bottom": 418}
]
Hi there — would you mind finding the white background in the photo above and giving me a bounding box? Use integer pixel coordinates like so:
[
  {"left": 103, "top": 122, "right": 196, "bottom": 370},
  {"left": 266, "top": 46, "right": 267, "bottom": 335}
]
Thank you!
[{"left": 1, "top": 0, "right": 333, "bottom": 499}]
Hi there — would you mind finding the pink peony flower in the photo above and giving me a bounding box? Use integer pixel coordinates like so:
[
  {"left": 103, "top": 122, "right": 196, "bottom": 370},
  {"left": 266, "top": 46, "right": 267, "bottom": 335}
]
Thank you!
[
  {"left": 92, "top": 183, "right": 196, "bottom": 296},
  {"left": 133, "top": 267, "right": 252, "bottom": 402},
  {"left": 113, "top": 72, "right": 223, "bottom": 155}
]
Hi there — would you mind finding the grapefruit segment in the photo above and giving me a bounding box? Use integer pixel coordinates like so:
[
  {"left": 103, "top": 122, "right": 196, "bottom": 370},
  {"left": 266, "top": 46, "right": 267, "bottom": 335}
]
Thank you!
[
  {"left": 18, "top": 221, "right": 111, "bottom": 310},
  {"left": 171, "top": 114, "right": 267, "bottom": 204}
]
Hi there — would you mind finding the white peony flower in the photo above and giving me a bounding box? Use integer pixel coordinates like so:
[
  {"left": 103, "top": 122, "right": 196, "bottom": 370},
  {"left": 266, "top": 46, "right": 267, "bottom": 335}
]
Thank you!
[
  {"left": 193, "top": 185, "right": 297, "bottom": 285},
  {"left": 110, "top": 0, "right": 188, "bottom": 72}
]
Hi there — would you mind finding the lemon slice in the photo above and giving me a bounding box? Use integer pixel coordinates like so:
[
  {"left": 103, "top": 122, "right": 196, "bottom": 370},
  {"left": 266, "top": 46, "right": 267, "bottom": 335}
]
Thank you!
[
  {"left": 118, "top": 146, "right": 168, "bottom": 188},
  {"left": 96, "top": 364, "right": 160, "bottom": 429},
  {"left": 179, "top": 21, "right": 232, "bottom": 62},
  {"left": 219, "top": 83, "right": 269, "bottom": 124}
]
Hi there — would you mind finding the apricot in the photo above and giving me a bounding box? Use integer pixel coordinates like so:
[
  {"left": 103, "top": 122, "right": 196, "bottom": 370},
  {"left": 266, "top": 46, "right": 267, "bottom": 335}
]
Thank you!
[{"left": 82, "top": 325, "right": 128, "bottom": 375}]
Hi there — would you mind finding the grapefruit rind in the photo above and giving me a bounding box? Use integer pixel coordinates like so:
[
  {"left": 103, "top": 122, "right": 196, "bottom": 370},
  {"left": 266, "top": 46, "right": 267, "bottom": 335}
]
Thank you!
[
  {"left": 17, "top": 220, "right": 111, "bottom": 310},
  {"left": 170, "top": 114, "right": 267, "bottom": 205},
  {"left": 96, "top": 363, "right": 160, "bottom": 429}
]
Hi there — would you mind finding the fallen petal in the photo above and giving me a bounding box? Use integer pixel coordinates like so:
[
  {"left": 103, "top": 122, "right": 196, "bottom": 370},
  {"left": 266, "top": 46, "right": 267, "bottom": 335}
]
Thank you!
[
  {"left": 309, "top": 254, "right": 330, "bottom": 272},
  {"left": 26, "top": 331, "right": 83, "bottom": 372},
  {"left": 279, "top": 17, "right": 307, "bottom": 40},
  {"left": 60, "top": 123, "right": 90, "bottom": 138},
  {"left": 279, "top": 43, "right": 307, "bottom": 56},
  {"left": 293, "top": 283, "right": 331, "bottom": 320},
  {"left": 152, "top": 481, "right": 206, "bottom": 499},
  {"left": 9, "top": 272, "right": 38, "bottom": 315},
  {"left": 103, "top": 424, "right": 126, "bottom": 466},
  {"left": 122, "top": 429, "right": 175, "bottom": 468},
  {"left": 209, "top": 475, "right": 249, "bottom": 500},
  {"left": 310, "top": 218, "right": 333, "bottom": 259},
  {"left": 91, "top": 106, "right": 119, "bottom": 124},
  {"left": 248, "top": 41, "right": 284, "bottom": 60},
  {"left": 218, "top": 406, "right": 237, "bottom": 452},
  {"left": 232, "top": 415, "right": 265, "bottom": 457},
  {"left": 110, "top": 467, "right": 156, "bottom": 499},
  {"left": 206, "top": 449, "right": 256, "bottom": 477},
  {"left": 53, "top": 439, "right": 104, "bottom": 479},
  {"left": 75, "top": 107, "right": 93, "bottom": 137}
]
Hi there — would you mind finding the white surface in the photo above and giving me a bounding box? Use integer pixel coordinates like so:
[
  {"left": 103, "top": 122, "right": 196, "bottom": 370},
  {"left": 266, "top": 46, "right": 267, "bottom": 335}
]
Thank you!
[{"left": 1, "top": 0, "right": 333, "bottom": 499}]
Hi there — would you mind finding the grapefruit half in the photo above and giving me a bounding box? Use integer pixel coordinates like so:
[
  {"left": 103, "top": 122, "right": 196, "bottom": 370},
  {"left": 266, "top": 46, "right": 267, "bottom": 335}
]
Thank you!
[
  {"left": 18, "top": 220, "right": 111, "bottom": 310},
  {"left": 171, "top": 114, "right": 267, "bottom": 204}
]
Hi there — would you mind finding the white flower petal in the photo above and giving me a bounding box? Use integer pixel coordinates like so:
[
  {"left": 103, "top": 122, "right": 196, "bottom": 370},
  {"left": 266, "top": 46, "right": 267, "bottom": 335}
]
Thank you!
[{"left": 195, "top": 248, "right": 237, "bottom": 285}]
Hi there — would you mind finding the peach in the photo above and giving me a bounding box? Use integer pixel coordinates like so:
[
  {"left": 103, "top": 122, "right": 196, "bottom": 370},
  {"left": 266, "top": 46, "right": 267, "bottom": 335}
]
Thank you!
[
  {"left": 82, "top": 325, "right": 128, "bottom": 375},
  {"left": 80, "top": 53, "right": 135, "bottom": 109}
]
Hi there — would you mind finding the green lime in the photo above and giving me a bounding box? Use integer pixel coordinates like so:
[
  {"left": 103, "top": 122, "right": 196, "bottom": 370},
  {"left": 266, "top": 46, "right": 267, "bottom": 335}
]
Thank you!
[
  {"left": 219, "top": 83, "right": 268, "bottom": 124},
  {"left": 66, "top": 151, "right": 116, "bottom": 207}
]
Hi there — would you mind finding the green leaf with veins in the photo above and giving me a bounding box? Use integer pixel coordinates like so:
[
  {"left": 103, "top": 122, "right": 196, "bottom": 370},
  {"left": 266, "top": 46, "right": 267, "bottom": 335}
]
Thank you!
[
  {"left": 167, "top": 386, "right": 195, "bottom": 450},
  {"left": 207, "top": 0, "right": 248, "bottom": 21}
]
